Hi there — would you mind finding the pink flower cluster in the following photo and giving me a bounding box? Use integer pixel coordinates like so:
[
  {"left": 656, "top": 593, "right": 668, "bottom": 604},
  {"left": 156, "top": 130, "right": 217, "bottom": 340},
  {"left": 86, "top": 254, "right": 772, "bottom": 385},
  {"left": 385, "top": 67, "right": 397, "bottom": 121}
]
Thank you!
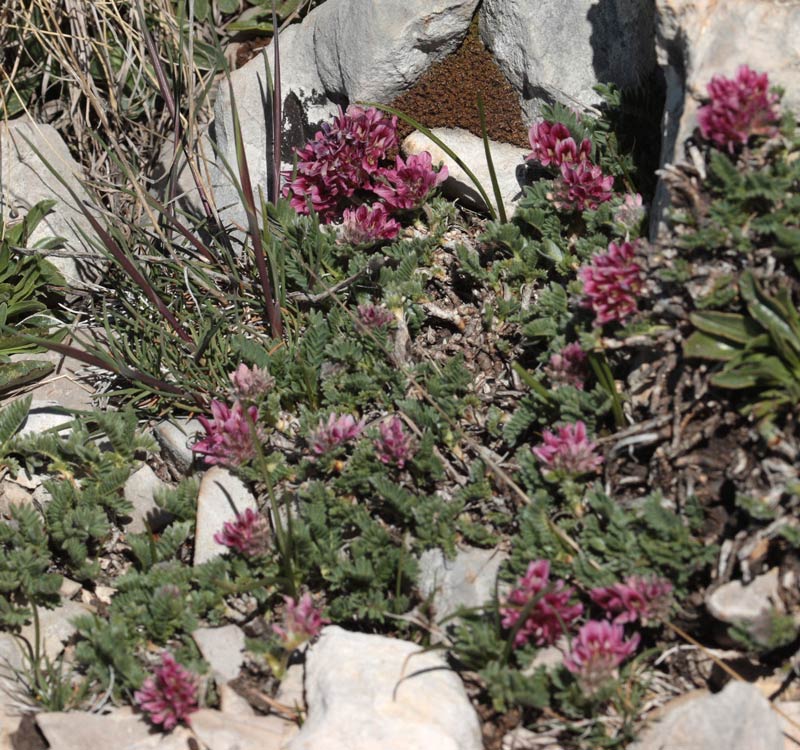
[
  {"left": 192, "top": 400, "right": 263, "bottom": 467},
  {"left": 357, "top": 303, "right": 395, "bottom": 329},
  {"left": 342, "top": 203, "right": 400, "bottom": 244},
  {"left": 272, "top": 593, "right": 328, "bottom": 650},
  {"left": 544, "top": 343, "right": 589, "bottom": 390},
  {"left": 229, "top": 363, "right": 273, "bottom": 400},
  {"left": 578, "top": 240, "right": 644, "bottom": 326},
  {"left": 526, "top": 119, "right": 613, "bottom": 212},
  {"left": 214, "top": 508, "right": 270, "bottom": 557},
  {"left": 283, "top": 106, "right": 447, "bottom": 239},
  {"left": 698, "top": 65, "right": 780, "bottom": 153},
  {"left": 309, "top": 413, "right": 365, "bottom": 455},
  {"left": 590, "top": 575, "right": 673, "bottom": 626},
  {"left": 374, "top": 416, "right": 414, "bottom": 469},
  {"left": 134, "top": 652, "right": 199, "bottom": 730},
  {"left": 500, "top": 560, "right": 583, "bottom": 647},
  {"left": 533, "top": 420, "right": 603, "bottom": 476},
  {"left": 564, "top": 620, "right": 640, "bottom": 695}
]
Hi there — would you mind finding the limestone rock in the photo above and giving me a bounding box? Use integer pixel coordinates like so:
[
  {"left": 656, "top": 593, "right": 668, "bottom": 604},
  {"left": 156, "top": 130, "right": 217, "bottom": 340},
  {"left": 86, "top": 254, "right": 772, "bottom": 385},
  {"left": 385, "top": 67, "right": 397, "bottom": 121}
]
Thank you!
[
  {"left": 17, "top": 399, "right": 73, "bottom": 438},
  {"left": 0, "top": 116, "right": 105, "bottom": 290},
  {"left": 651, "top": 0, "right": 800, "bottom": 237},
  {"left": 417, "top": 544, "right": 507, "bottom": 626},
  {"left": 0, "top": 479, "right": 34, "bottom": 517},
  {"left": 192, "top": 624, "right": 246, "bottom": 683},
  {"left": 194, "top": 467, "right": 258, "bottom": 565},
  {"left": 0, "top": 633, "right": 25, "bottom": 745},
  {"left": 36, "top": 707, "right": 192, "bottom": 750},
  {"left": 123, "top": 464, "right": 171, "bottom": 534},
  {"left": 19, "top": 600, "right": 89, "bottom": 661},
  {"left": 191, "top": 709, "right": 299, "bottom": 750},
  {"left": 629, "top": 681, "right": 782, "bottom": 750},
  {"left": 402, "top": 129, "right": 529, "bottom": 217},
  {"left": 153, "top": 417, "right": 204, "bottom": 475},
  {"left": 288, "top": 626, "right": 482, "bottom": 750},
  {"left": 479, "top": 0, "right": 657, "bottom": 121},
  {"left": 705, "top": 568, "right": 783, "bottom": 625}
]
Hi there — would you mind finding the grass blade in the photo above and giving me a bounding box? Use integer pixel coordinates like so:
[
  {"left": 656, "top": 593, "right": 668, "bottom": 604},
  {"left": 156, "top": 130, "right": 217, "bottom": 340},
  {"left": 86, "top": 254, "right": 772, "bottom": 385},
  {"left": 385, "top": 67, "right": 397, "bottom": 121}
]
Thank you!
[{"left": 477, "top": 93, "right": 507, "bottom": 223}]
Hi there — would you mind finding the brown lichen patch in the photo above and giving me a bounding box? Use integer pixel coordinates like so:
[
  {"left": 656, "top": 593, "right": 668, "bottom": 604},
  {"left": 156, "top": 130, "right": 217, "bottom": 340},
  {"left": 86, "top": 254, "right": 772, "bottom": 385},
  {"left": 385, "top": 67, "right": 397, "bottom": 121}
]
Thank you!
[{"left": 389, "top": 22, "right": 530, "bottom": 149}]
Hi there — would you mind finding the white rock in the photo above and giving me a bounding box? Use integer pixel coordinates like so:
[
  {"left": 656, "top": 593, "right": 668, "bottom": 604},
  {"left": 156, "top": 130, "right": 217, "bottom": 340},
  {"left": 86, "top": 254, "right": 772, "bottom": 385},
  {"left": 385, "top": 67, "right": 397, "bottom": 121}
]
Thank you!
[
  {"left": 58, "top": 577, "right": 82, "bottom": 600},
  {"left": 276, "top": 663, "right": 305, "bottom": 710},
  {"left": 0, "top": 479, "right": 34, "bottom": 517},
  {"left": 209, "top": 0, "right": 478, "bottom": 231},
  {"left": 19, "top": 600, "right": 89, "bottom": 661},
  {"left": 651, "top": 0, "right": 800, "bottom": 238},
  {"left": 9, "top": 350, "right": 95, "bottom": 412},
  {"left": 191, "top": 709, "right": 299, "bottom": 750},
  {"left": 479, "top": 0, "right": 657, "bottom": 121},
  {"left": 218, "top": 683, "right": 256, "bottom": 717},
  {"left": 0, "top": 116, "right": 105, "bottom": 290},
  {"left": 17, "top": 399, "right": 73, "bottom": 438},
  {"left": 194, "top": 467, "right": 258, "bottom": 565},
  {"left": 153, "top": 417, "right": 205, "bottom": 474},
  {"left": 629, "top": 681, "right": 783, "bottom": 750},
  {"left": 0, "top": 633, "right": 25, "bottom": 744},
  {"left": 36, "top": 707, "right": 193, "bottom": 750},
  {"left": 417, "top": 544, "right": 507, "bottom": 627},
  {"left": 288, "top": 626, "right": 482, "bottom": 750},
  {"left": 402, "top": 129, "right": 529, "bottom": 218},
  {"left": 192, "top": 624, "right": 246, "bottom": 684},
  {"left": 705, "top": 568, "right": 783, "bottom": 625},
  {"left": 123, "top": 464, "right": 170, "bottom": 534}
]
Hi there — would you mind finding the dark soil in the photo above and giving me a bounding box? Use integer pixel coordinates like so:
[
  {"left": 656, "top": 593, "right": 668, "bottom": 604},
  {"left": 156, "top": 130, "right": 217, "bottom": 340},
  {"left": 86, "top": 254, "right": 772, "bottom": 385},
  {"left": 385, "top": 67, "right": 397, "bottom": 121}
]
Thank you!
[{"left": 389, "top": 22, "right": 530, "bottom": 148}]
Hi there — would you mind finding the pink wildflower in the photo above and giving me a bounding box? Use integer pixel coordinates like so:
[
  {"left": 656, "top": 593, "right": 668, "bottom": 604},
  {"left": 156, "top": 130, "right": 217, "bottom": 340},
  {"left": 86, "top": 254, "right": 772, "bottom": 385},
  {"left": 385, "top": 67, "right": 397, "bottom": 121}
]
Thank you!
[
  {"left": 374, "top": 416, "right": 414, "bottom": 469},
  {"left": 564, "top": 620, "right": 640, "bottom": 695},
  {"left": 552, "top": 161, "right": 614, "bottom": 213},
  {"left": 134, "top": 652, "right": 199, "bottom": 730},
  {"left": 613, "top": 193, "right": 645, "bottom": 230},
  {"left": 192, "top": 400, "right": 263, "bottom": 467},
  {"left": 213, "top": 508, "right": 270, "bottom": 557},
  {"left": 533, "top": 421, "right": 603, "bottom": 476},
  {"left": 578, "top": 240, "right": 644, "bottom": 325},
  {"left": 309, "top": 413, "right": 365, "bottom": 455},
  {"left": 357, "top": 303, "right": 395, "bottom": 329},
  {"left": 229, "top": 363, "right": 274, "bottom": 399},
  {"left": 590, "top": 575, "right": 673, "bottom": 626},
  {"left": 272, "top": 593, "right": 329, "bottom": 650},
  {"left": 544, "top": 343, "right": 589, "bottom": 390},
  {"left": 526, "top": 120, "right": 591, "bottom": 167},
  {"left": 282, "top": 106, "right": 398, "bottom": 220},
  {"left": 697, "top": 65, "right": 780, "bottom": 153},
  {"left": 500, "top": 560, "right": 583, "bottom": 648},
  {"left": 341, "top": 202, "right": 401, "bottom": 245},
  {"left": 373, "top": 152, "right": 448, "bottom": 210}
]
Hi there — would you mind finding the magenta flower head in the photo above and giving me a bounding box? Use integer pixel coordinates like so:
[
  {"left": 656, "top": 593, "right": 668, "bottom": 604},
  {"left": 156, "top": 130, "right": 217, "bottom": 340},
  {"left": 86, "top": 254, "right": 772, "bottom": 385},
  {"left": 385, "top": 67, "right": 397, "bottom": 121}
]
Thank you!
[
  {"left": 308, "top": 412, "right": 365, "bottom": 455},
  {"left": 564, "top": 620, "right": 640, "bottom": 695},
  {"left": 590, "top": 575, "right": 673, "bottom": 626},
  {"left": 213, "top": 508, "right": 270, "bottom": 558},
  {"left": 578, "top": 240, "right": 644, "bottom": 326},
  {"left": 341, "top": 202, "right": 401, "bottom": 245},
  {"left": 533, "top": 421, "right": 603, "bottom": 476},
  {"left": 192, "top": 400, "right": 263, "bottom": 467},
  {"left": 552, "top": 161, "right": 614, "bottom": 213},
  {"left": 357, "top": 303, "right": 395, "bottom": 329},
  {"left": 500, "top": 560, "right": 583, "bottom": 648},
  {"left": 374, "top": 416, "right": 414, "bottom": 469},
  {"left": 272, "top": 593, "right": 329, "bottom": 651},
  {"left": 134, "top": 652, "right": 199, "bottom": 730},
  {"left": 229, "top": 363, "right": 274, "bottom": 400},
  {"left": 697, "top": 65, "right": 780, "bottom": 153},
  {"left": 373, "top": 152, "right": 448, "bottom": 210},
  {"left": 544, "top": 343, "right": 589, "bottom": 390},
  {"left": 282, "top": 105, "right": 398, "bottom": 220},
  {"left": 527, "top": 120, "right": 592, "bottom": 167}
]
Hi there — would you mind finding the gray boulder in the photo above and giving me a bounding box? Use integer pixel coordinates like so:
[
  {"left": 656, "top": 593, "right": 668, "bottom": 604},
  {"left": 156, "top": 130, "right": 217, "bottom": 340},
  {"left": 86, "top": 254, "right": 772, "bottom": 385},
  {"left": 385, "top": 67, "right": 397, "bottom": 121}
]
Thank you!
[
  {"left": 479, "top": 0, "right": 657, "bottom": 121},
  {"left": 288, "top": 626, "right": 483, "bottom": 750},
  {"left": 0, "top": 116, "right": 105, "bottom": 290},
  {"left": 629, "top": 681, "right": 783, "bottom": 750}
]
